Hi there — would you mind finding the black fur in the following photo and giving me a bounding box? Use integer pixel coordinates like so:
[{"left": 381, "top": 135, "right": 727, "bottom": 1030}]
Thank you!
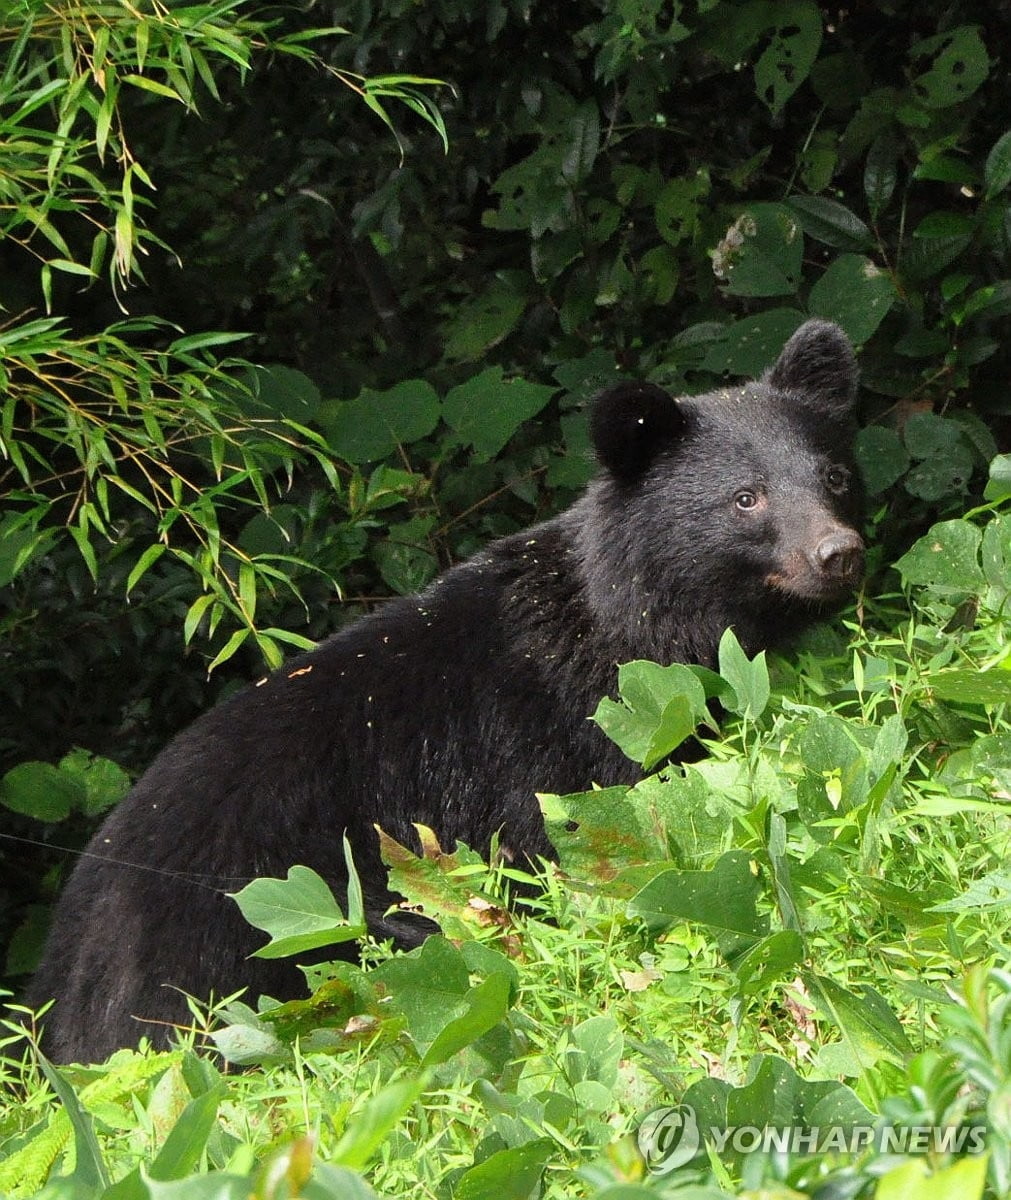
[{"left": 28, "top": 319, "right": 864, "bottom": 1062}]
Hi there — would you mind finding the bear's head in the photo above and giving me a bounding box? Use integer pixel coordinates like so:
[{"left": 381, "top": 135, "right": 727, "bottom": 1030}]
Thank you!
[{"left": 580, "top": 319, "right": 865, "bottom": 662}]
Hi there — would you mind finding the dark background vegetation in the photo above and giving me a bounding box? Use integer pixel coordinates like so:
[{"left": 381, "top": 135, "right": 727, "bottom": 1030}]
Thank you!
[{"left": 2, "top": 0, "right": 1010, "bottom": 991}]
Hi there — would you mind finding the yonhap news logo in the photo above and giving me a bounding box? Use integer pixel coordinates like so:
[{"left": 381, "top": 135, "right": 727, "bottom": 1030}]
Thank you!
[
  {"left": 636, "top": 1105, "right": 987, "bottom": 1174},
  {"left": 636, "top": 1106, "right": 701, "bottom": 1172}
]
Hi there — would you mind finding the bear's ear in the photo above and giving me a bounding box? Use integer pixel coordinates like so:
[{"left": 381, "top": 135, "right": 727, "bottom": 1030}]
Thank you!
[
  {"left": 590, "top": 381, "right": 686, "bottom": 480},
  {"left": 766, "top": 319, "right": 858, "bottom": 417}
]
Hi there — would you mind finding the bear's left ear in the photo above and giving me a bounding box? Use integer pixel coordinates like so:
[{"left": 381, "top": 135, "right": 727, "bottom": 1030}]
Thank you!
[
  {"left": 590, "top": 381, "right": 686, "bottom": 480},
  {"left": 766, "top": 319, "right": 858, "bottom": 417}
]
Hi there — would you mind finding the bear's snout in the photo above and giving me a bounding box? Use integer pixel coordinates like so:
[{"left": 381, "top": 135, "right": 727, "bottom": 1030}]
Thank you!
[{"left": 813, "top": 528, "right": 865, "bottom": 582}]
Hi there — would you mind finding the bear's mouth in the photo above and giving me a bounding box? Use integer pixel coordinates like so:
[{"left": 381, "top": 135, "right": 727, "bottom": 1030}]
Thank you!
[{"left": 765, "top": 540, "right": 865, "bottom": 603}]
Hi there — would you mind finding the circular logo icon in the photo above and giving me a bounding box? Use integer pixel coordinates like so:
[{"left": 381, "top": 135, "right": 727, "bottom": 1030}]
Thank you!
[{"left": 637, "top": 1104, "right": 701, "bottom": 1174}]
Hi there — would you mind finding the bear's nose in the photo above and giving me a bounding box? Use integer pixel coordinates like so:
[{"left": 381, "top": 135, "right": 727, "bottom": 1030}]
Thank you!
[{"left": 815, "top": 529, "right": 865, "bottom": 580}]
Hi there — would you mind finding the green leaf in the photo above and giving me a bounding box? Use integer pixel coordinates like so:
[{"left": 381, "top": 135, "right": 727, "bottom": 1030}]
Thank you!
[
  {"left": 627, "top": 849, "right": 766, "bottom": 941},
  {"left": 442, "top": 275, "right": 527, "bottom": 362},
  {"left": 149, "top": 1086, "right": 225, "bottom": 1181},
  {"left": 753, "top": 1, "right": 822, "bottom": 114},
  {"left": 864, "top": 134, "right": 899, "bottom": 218},
  {"left": 421, "top": 972, "right": 512, "bottom": 1068},
  {"left": 787, "top": 195, "right": 873, "bottom": 250},
  {"left": 895, "top": 520, "right": 985, "bottom": 594},
  {"left": 229, "top": 865, "right": 362, "bottom": 959},
  {"left": 732, "top": 930, "right": 804, "bottom": 996},
  {"left": 655, "top": 172, "right": 708, "bottom": 247},
  {"left": 442, "top": 367, "right": 555, "bottom": 460},
  {"left": 909, "top": 26, "right": 990, "bottom": 110},
  {"left": 1, "top": 761, "right": 85, "bottom": 822},
  {"left": 126, "top": 543, "right": 167, "bottom": 595},
  {"left": 591, "top": 660, "right": 709, "bottom": 770},
  {"left": 56, "top": 748, "right": 130, "bottom": 817},
  {"left": 701, "top": 308, "right": 805, "bottom": 377},
  {"left": 37, "top": 1055, "right": 110, "bottom": 1191},
  {"left": 371, "top": 936, "right": 513, "bottom": 1062},
  {"left": 454, "top": 1139, "right": 555, "bottom": 1200},
  {"left": 806, "top": 975, "right": 912, "bottom": 1062},
  {"left": 68, "top": 523, "right": 99, "bottom": 582},
  {"left": 854, "top": 426, "right": 909, "bottom": 495},
  {"left": 207, "top": 628, "right": 250, "bottom": 672},
  {"left": 984, "top": 453, "right": 1011, "bottom": 504},
  {"left": 905, "top": 451, "right": 974, "bottom": 502},
  {"left": 561, "top": 101, "right": 600, "bottom": 184},
  {"left": 903, "top": 411, "right": 962, "bottom": 459},
  {"left": 123, "top": 73, "right": 183, "bottom": 101},
  {"left": 876, "top": 1156, "right": 988, "bottom": 1200},
  {"left": 925, "top": 669, "right": 1011, "bottom": 706},
  {"left": 323, "top": 379, "right": 440, "bottom": 463},
  {"left": 808, "top": 254, "right": 896, "bottom": 344},
  {"left": 717, "top": 628, "right": 770, "bottom": 720},
  {"left": 718, "top": 204, "right": 803, "bottom": 298},
  {"left": 331, "top": 1077, "right": 426, "bottom": 1171},
  {"left": 985, "top": 130, "right": 1011, "bottom": 198}
]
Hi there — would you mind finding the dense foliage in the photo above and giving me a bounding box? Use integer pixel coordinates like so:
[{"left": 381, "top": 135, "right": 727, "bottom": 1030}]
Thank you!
[
  {"left": 3, "top": 0, "right": 1011, "bottom": 1195},
  {"left": 4, "top": 500, "right": 1011, "bottom": 1197}
]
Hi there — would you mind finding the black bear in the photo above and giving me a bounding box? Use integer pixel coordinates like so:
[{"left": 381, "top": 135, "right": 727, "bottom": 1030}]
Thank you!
[{"left": 28, "top": 319, "right": 864, "bottom": 1062}]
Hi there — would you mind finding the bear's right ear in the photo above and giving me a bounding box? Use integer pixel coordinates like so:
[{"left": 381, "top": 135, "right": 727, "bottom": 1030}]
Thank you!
[
  {"left": 766, "top": 319, "right": 858, "bottom": 417},
  {"left": 590, "top": 381, "right": 686, "bottom": 480}
]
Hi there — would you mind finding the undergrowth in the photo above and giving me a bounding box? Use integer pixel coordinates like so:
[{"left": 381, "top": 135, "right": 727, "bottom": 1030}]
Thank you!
[{"left": 2, "top": 465, "right": 1011, "bottom": 1198}]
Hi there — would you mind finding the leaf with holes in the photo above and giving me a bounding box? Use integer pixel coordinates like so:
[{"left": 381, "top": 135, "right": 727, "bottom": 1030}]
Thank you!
[
  {"left": 909, "top": 26, "right": 990, "bottom": 110},
  {"left": 753, "top": 1, "right": 823, "bottom": 114}
]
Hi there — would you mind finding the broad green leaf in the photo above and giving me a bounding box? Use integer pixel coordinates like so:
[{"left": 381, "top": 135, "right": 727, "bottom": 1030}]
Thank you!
[
  {"left": 985, "top": 129, "right": 1011, "bottom": 198},
  {"left": 854, "top": 426, "right": 909, "bottom": 495},
  {"left": 895, "top": 519, "right": 985, "bottom": 593},
  {"left": 719, "top": 204, "right": 803, "bottom": 298},
  {"left": 909, "top": 26, "right": 990, "bottom": 109},
  {"left": 627, "top": 849, "right": 766, "bottom": 940},
  {"left": 876, "top": 1156, "right": 987, "bottom": 1200},
  {"left": 808, "top": 254, "right": 896, "bottom": 344},
  {"left": 732, "top": 930, "right": 804, "bottom": 996},
  {"left": 592, "top": 660, "right": 709, "bottom": 769},
  {"left": 371, "top": 936, "right": 513, "bottom": 1061},
  {"left": 322, "top": 379, "right": 440, "bottom": 463},
  {"left": 924, "top": 669, "right": 1011, "bottom": 706},
  {"left": 454, "top": 1139, "right": 555, "bottom": 1200},
  {"left": 753, "top": 1, "right": 822, "bottom": 113},
  {"left": 55, "top": 748, "right": 130, "bottom": 816},
  {"left": 443, "top": 275, "right": 527, "bottom": 362},
  {"left": 655, "top": 172, "right": 708, "bottom": 247},
  {"left": 229, "top": 864, "right": 362, "bottom": 959},
  {"left": 864, "top": 134, "right": 899, "bottom": 218},
  {"left": 904, "top": 449, "right": 974, "bottom": 501},
  {"left": 1, "top": 761, "right": 84, "bottom": 822},
  {"left": 903, "top": 411, "right": 963, "bottom": 459},
  {"left": 717, "top": 628, "right": 769, "bottom": 720},
  {"left": 442, "top": 367, "right": 555, "bottom": 460},
  {"left": 788, "top": 195, "right": 873, "bottom": 251},
  {"left": 421, "top": 972, "right": 512, "bottom": 1067},
  {"left": 983, "top": 452, "right": 1011, "bottom": 504},
  {"left": 685, "top": 1054, "right": 872, "bottom": 1144},
  {"left": 701, "top": 308, "right": 804, "bottom": 377},
  {"left": 806, "top": 975, "right": 912, "bottom": 1062}
]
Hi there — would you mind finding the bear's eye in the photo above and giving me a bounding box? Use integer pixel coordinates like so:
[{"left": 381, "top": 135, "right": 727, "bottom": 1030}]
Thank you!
[
  {"left": 734, "top": 490, "right": 759, "bottom": 511},
  {"left": 825, "top": 465, "right": 850, "bottom": 491}
]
